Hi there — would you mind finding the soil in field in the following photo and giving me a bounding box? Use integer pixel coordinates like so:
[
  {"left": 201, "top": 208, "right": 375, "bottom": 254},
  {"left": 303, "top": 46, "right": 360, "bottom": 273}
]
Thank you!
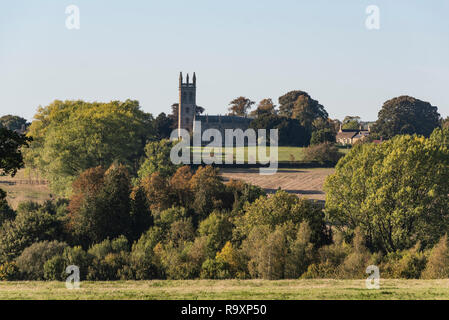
[{"left": 221, "top": 167, "right": 334, "bottom": 202}]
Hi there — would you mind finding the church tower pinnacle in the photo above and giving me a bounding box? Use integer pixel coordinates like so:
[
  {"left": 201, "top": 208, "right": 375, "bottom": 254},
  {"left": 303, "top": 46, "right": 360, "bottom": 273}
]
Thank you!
[{"left": 178, "top": 72, "right": 197, "bottom": 136}]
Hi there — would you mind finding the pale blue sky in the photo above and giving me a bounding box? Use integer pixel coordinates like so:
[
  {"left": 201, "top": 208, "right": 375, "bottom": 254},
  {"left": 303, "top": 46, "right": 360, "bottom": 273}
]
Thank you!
[{"left": 1, "top": 0, "right": 448, "bottom": 122}]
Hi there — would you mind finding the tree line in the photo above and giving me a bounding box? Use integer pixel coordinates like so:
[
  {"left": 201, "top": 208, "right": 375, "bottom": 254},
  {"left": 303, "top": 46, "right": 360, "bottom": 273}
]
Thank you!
[{"left": 0, "top": 96, "right": 448, "bottom": 280}]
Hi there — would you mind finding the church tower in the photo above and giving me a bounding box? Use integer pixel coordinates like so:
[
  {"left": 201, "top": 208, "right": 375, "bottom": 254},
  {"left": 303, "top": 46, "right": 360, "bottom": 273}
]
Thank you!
[{"left": 178, "top": 72, "right": 196, "bottom": 136}]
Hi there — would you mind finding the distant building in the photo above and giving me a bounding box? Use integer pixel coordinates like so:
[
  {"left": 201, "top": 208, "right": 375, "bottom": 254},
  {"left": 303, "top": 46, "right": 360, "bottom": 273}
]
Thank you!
[
  {"left": 336, "top": 124, "right": 371, "bottom": 145},
  {"left": 177, "top": 72, "right": 252, "bottom": 139}
]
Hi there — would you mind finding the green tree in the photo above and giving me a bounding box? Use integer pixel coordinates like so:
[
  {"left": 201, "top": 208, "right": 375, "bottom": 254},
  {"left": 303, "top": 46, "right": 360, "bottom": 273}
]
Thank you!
[
  {"left": 278, "top": 91, "right": 328, "bottom": 125},
  {"left": 0, "top": 115, "right": 28, "bottom": 132},
  {"left": 228, "top": 97, "right": 255, "bottom": 116},
  {"left": 371, "top": 96, "right": 440, "bottom": 139},
  {"left": 153, "top": 112, "right": 174, "bottom": 139},
  {"left": 24, "top": 100, "right": 154, "bottom": 196},
  {"left": 249, "top": 114, "right": 308, "bottom": 146},
  {"left": 15, "top": 240, "right": 67, "bottom": 280},
  {"left": 190, "top": 166, "right": 230, "bottom": 221},
  {"left": 68, "top": 165, "right": 136, "bottom": 246},
  {"left": 325, "top": 133, "right": 449, "bottom": 252},
  {"left": 235, "top": 190, "right": 328, "bottom": 246},
  {"left": 0, "top": 189, "right": 15, "bottom": 226},
  {"left": 198, "top": 211, "right": 233, "bottom": 255},
  {"left": 0, "top": 204, "right": 63, "bottom": 263},
  {"left": 0, "top": 127, "right": 32, "bottom": 177},
  {"left": 137, "top": 139, "right": 179, "bottom": 180},
  {"left": 342, "top": 116, "right": 361, "bottom": 130}
]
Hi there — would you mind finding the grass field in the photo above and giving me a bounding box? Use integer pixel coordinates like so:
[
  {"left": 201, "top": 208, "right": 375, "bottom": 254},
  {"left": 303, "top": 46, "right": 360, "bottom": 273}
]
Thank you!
[
  {"left": 192, "top": 146, "right": 349, "bottom": 163},
  {"left": 0, "top": 279, "right": 449, "bottom": 300}
]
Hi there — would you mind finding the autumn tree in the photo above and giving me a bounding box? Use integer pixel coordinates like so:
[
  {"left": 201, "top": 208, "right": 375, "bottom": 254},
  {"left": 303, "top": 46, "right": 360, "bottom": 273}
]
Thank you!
[
  {"left": 442, "top": 117, "right": 449, "bottom": 129},
  {"left": 250, "top": 99, "right": 276, "bottom": 117},
  {"left": 278, "top": 91, "right": 328, "bottom": 126},
  {"left": 141, "top": 172, "right": 174, "bottom": 211},
  {"left": 169, "top": 166, "right": 193, "bottom": 208},
  {"left": 421, "top": 234, "right": 449, "bottom": 279},
  {"left": 68, "top": 165, "right": 145, "bottom": 246},
  {"left": 228, "top": 97, "right": 254, "bottom": 116}
]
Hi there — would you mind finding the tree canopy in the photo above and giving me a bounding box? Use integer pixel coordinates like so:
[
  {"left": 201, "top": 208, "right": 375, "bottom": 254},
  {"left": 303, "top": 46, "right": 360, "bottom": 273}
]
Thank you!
[
  {"left": 228, "top": 97, "right": 255, "bottom": 117},
  {"left": 0, "top": 115, "right": 28, "bottom": 132},
  {"left": 250, "top": 99, "right": 276, "bottom": 117},
  {"left": 371, "top": 96, "right": 440, "bottom": 139},
  {"left": 249, "top": 114, "right": 308, "bottom": 146},
  {"left": 278, "top": 91, "right": 328, "bottom": 127},
  {"left": 0, "top": 127, "right": 32, "bottom": 177},
  {"left": 24, "top": 100, "right": 155, "bottom": 196},
  {"left": 325, "top": 129, "right": 449, "bottom": 252}
]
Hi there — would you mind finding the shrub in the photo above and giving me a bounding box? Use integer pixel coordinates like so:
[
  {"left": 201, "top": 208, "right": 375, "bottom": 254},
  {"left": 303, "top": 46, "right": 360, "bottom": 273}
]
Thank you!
[
  {"left": 380, "top": 243, "right": 427, "bottom": 279},
  {"left": 0, "top": 261, "right": 20, "bottom": 280},
  {"left": 86, "top": 236, "right": 130, "bottom": 280},
  {"left": 0, "top": 206, "right": 62, "bottom": 263},
  {"left": 15, "top": 240, "right": 67, "bottom": 280},
  {"left": 43, "top": 255, "right": 66, "bottom": 281},
  {"left": 301, "top": 231, "right": 350, "bottom": 279},
  {"left": 422, "top": 234, "right": 449, "bottom": 279},
  {"left": 338, "top": 228, "right": 372, "bottom": 279},
  {"left": 126, "top": 227, "right": 164, "bottom": 280},
  {"left": 200, "top": 258, "right": 231, "bottom": 279},
  {"left": 303, "top": 142, "right": 342, "bottom": 164}
]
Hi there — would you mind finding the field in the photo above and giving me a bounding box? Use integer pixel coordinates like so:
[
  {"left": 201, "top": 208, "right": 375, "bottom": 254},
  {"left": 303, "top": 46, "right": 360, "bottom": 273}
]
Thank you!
[
  {"left": 0, "top": 169, "right": 52, "bottom": 209},
  {"left": 0, "top": 146, "right": 338, "bottom": 207},
  {"left": 192, "top": 146, "right": 349, "bottom": 163},
  {"left": 0, "top": 279, "right": 449, "bottom": 300}
]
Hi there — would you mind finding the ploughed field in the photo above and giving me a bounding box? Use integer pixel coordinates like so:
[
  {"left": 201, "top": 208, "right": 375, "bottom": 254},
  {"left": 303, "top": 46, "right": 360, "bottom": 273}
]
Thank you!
[
  {"left": 220, "top": 168, "right": 334, "bottom": 202},
  {"left": 0, "top": 280, "right": 449, "bottom": 300}
]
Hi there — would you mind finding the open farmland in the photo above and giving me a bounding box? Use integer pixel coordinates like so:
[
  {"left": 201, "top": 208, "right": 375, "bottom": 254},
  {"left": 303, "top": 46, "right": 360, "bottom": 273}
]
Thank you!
[
  {"left": 0, "top": 169, "right": 52, "bottom": 209},
  {"left": 0, "top": 166, "right": 335, "bottom": 208},
  {"left": 221, "top": 167, "right": 334, "bottom": 202}
]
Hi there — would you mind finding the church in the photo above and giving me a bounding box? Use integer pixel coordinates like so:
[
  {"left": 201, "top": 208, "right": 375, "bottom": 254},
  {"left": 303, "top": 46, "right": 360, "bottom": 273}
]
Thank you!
[{"left": 177, "top": 72, "right": 253, "bottom": 139}]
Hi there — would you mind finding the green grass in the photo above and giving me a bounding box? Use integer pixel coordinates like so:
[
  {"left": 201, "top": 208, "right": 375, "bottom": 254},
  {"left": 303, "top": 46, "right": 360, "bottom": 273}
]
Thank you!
[
  {"left": 191, "top": 146, "right": 307, "bottom": 163},
  {"left": 191, "top": 146, "right": 349, "bottom": 163},
  {"left": 1, "top": 279, "right": 449, "bottom": 300}
]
